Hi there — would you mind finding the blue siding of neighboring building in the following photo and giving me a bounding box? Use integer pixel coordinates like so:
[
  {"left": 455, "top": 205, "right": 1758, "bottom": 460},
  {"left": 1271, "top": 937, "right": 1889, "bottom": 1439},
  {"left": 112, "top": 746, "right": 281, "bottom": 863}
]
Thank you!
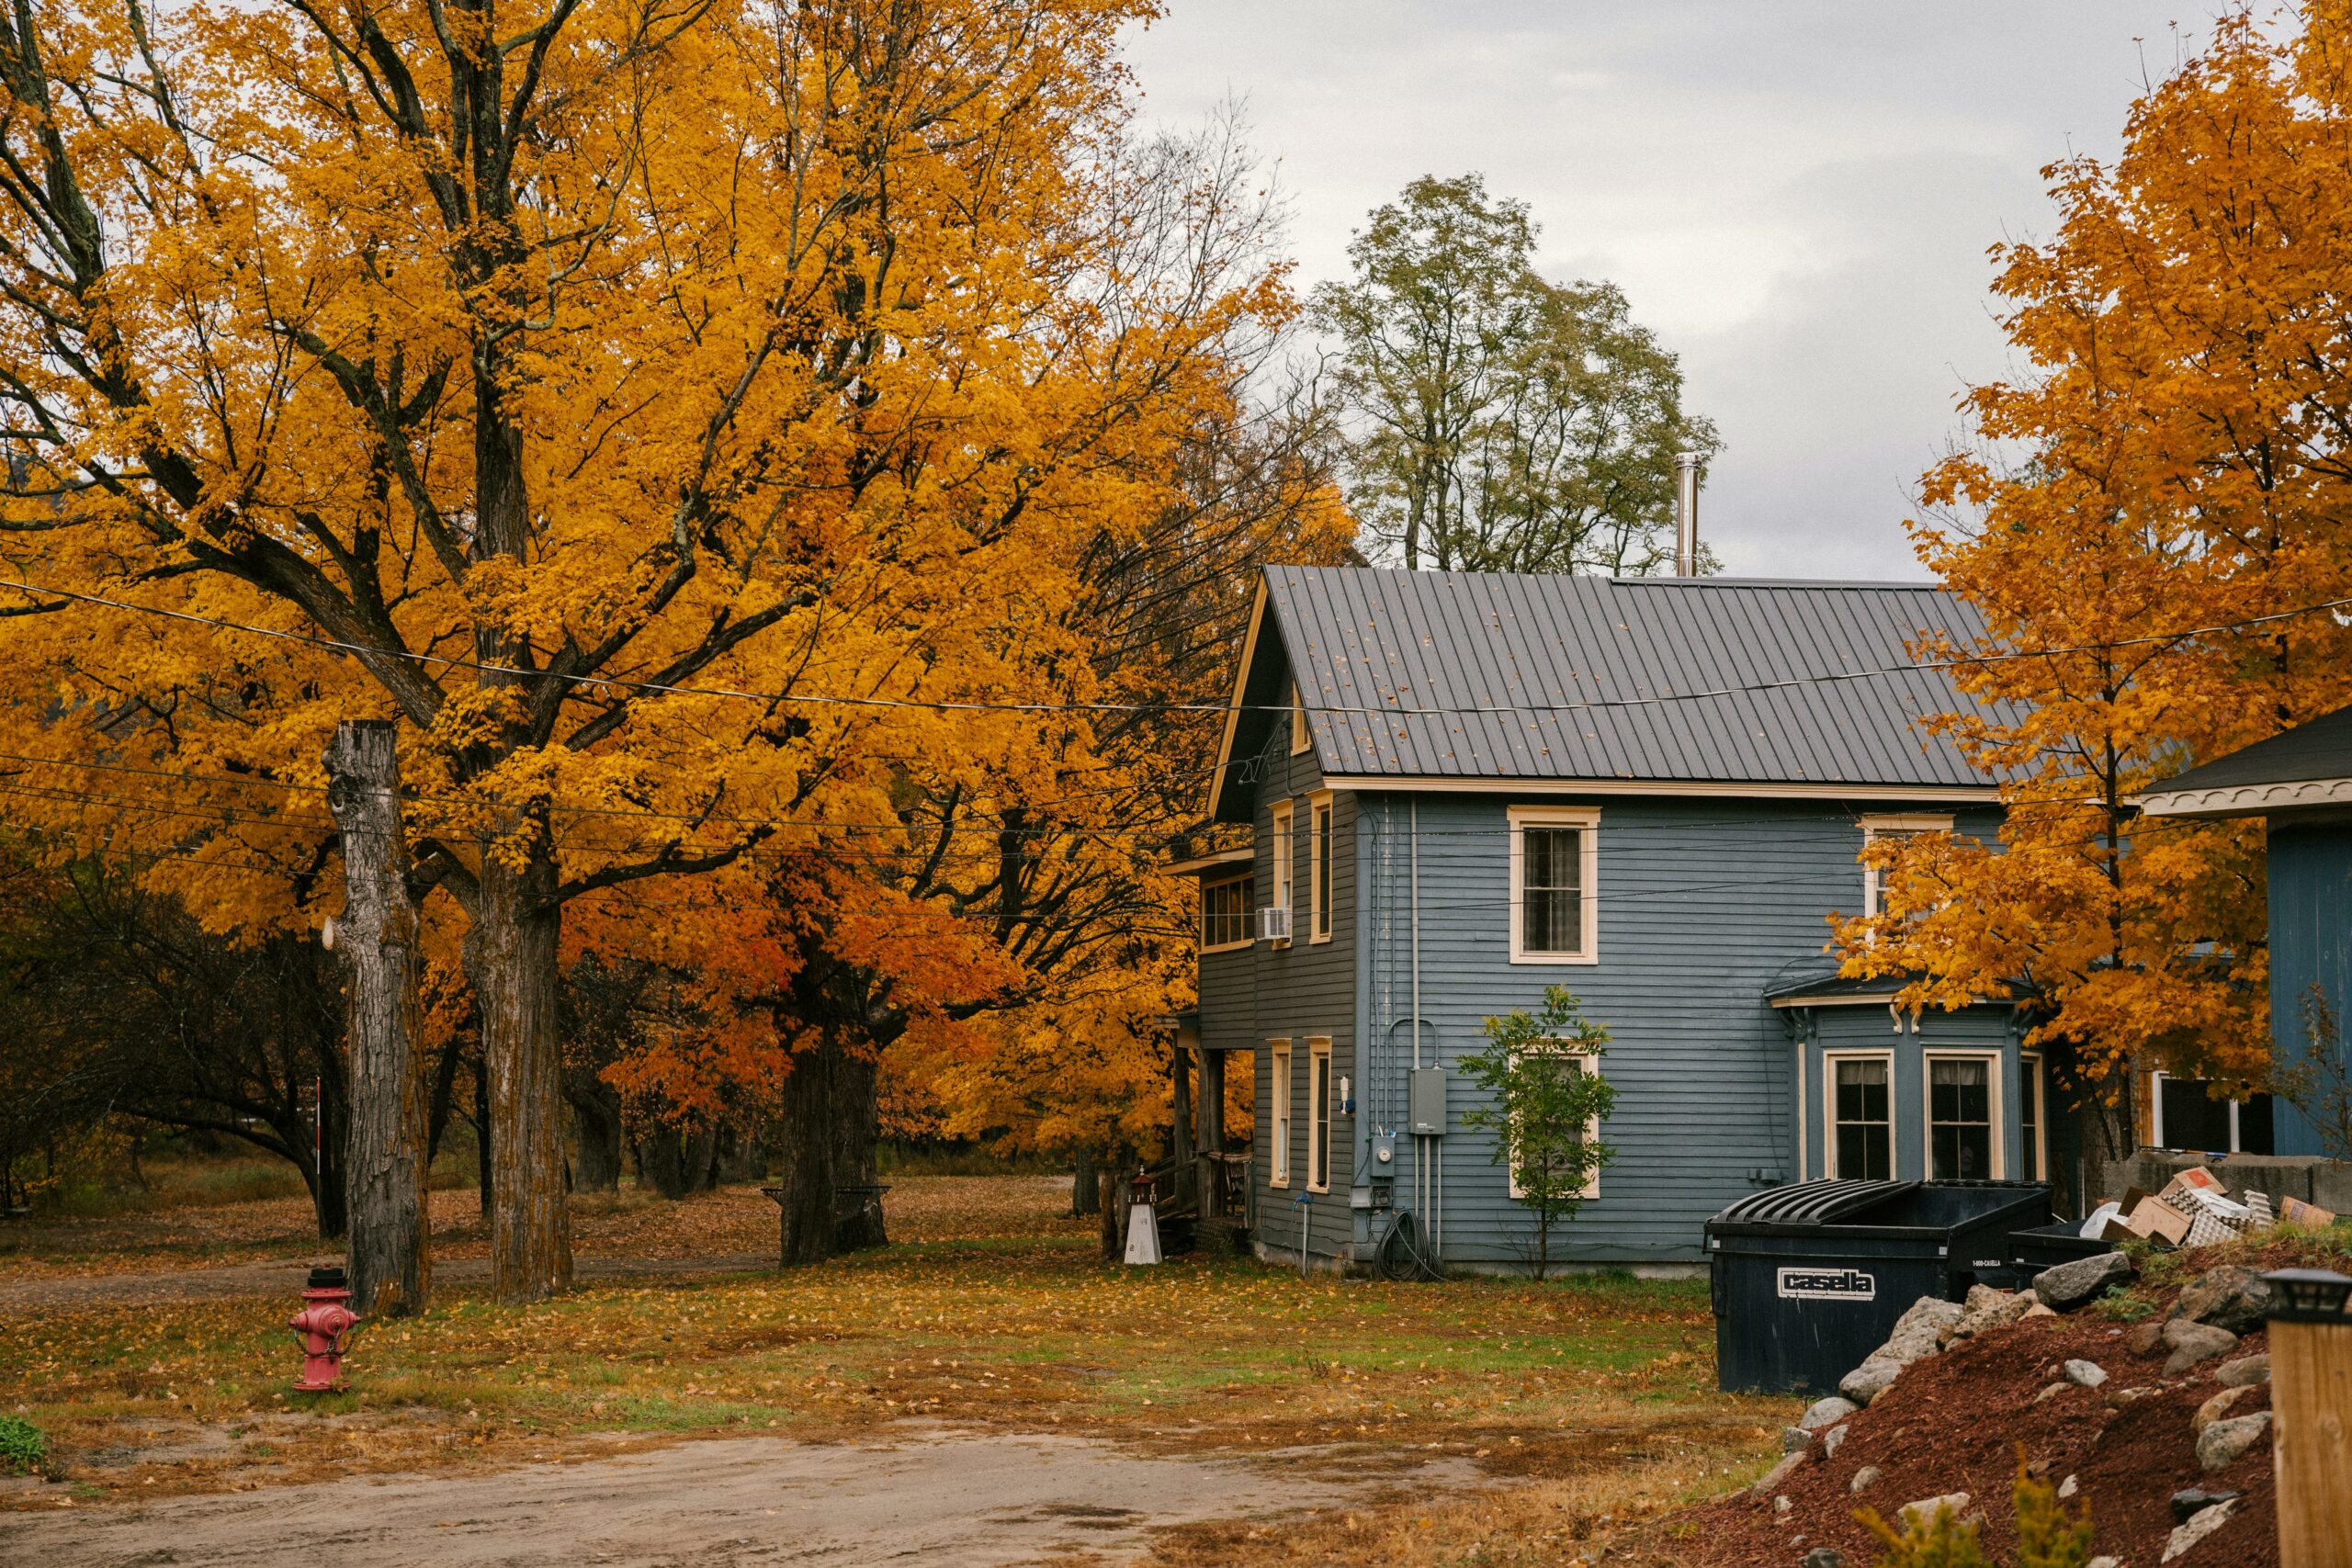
[{"left": 2264, "top": 819, "right": 2352, "bottom": 1157}]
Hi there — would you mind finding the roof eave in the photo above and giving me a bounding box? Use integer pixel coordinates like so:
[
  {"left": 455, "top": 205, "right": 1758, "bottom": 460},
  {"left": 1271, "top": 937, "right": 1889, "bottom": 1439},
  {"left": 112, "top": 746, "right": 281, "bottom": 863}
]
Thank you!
[{"left": 2137, "top": 776, "right": 2352, "bottom": 819}]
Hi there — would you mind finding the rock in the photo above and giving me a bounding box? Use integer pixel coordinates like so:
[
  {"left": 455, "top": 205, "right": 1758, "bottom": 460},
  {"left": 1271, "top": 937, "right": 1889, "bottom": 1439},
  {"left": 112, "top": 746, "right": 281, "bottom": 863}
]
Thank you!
[
  {"left": 1799, "top": 1395, "right": 1859, "bottom": 1431},
  {"left": 1782, "top": 1427, "right": 1812, "bottom": 1453},
  {"left": 2057, "top": 1474, "right": 2079, "bottom": 1500},
  {"left": 2215, "top": 1353, "right": 2270, "bottom": 1388},
  {"left": 1801, "top": 1551, "right": 1844, "bottom": 1568},
  {"left": 1850, "top": 1464, "right": 1882, "bottom": 1495},
  {"left": 1753, "top": 1450, "right": 1805, "bottom": 1497},
  {"left": 1774, "top": 1495, "right": 1792, "bottom": 1516},
  {"left": 1947, "top": 1284, "right": 2038, "bottom": 1341},
  {"left": 1839, "top": 1359, "right": 1903, "bottom": 1406},
  {"left": 2162, "top": 1318, "right": 2240, "bottom": 1376},
  {"left": 1872, "top": 1296, "right": 1966, "bottom": 1366},
  {"left": 2194, "top": 1384, "right": 2254, "bottom": 1434},
  {"left": 1822, "top": 1426, "right": 1849, "bottom": 1459},
  {"left": 2107, "top": 1385, "right": 2157, "bottom": 1409},
  {"left": 2086, "top": 1558, "right": 2119, "bottom": 1568},
  {"left": 2170, "top": 1265, "right": 2271, "bottom": 1336},
  {"left": 2163, "top": 1499, "right": 2239, "bottom": 1562},
  {"left": 2170, "top": 1487, "right": 2243, "bottom": 1524},
  {"left": 2032, "top": 1381, "right": 2071, "bottom": 1404},
  {"left": 2031, "top": 1251, "right": 2136, "bottom": 1311},
  {"left": 2126, "top": 1320, "right": 2166, "bottom": 1358},
  {"left": 2023, "top": 1302, "right": 2058, "bottom": 1318},
  {"left": 1896, "top": 1494, "right": 1972, "bottom": 1532},
  {"left": 2064, "top": 1359, "right": 2109, "bottom": 1388},
  {"left": 2196, "top": 1411, "right": 2272, "bottom": 1472}
]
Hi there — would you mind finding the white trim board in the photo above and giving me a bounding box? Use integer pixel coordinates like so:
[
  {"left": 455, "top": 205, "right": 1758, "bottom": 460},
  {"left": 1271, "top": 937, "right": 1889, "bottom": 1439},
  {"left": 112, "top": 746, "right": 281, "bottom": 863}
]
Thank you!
[
  {"left": 1166, "top": 847, "right": 1254, "bottom": 875},
  {"left": 2136, "top": 776, "right": 2352, "bottom": 818},
  {"left": 1317, "top": 775, "right": 2000, "bottom": 804}
]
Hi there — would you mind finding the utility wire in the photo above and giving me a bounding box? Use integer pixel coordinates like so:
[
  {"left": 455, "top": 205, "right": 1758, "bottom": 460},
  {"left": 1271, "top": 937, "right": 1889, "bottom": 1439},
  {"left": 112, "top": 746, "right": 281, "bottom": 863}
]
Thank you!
[{"left": 6, "top": 574, "right": 2350, "bottom": 721}]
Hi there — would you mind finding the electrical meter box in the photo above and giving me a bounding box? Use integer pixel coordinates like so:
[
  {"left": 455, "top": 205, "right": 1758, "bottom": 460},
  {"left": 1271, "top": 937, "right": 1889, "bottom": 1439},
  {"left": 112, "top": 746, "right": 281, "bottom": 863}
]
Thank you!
[{"left": 1408, "top": 1067, "right": 1447, "bottom": 1135}]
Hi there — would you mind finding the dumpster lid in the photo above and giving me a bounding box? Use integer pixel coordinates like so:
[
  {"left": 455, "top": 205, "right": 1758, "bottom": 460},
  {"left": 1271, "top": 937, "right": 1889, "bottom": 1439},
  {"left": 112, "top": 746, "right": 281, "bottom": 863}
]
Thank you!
[{"left": 1710, "top": 1179, "right": 1918, "bottom": 1226}]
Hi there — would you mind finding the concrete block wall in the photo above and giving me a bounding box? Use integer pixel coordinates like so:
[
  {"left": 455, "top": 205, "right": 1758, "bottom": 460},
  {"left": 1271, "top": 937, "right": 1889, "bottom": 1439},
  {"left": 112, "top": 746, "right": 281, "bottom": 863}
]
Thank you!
[{"left": 2097, "top": 1150, "right": 2352, "bottom": 1215}]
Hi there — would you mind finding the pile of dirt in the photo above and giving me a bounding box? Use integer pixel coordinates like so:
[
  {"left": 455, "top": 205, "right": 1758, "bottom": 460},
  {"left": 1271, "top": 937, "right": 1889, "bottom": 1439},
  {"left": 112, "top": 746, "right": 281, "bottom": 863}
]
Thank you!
[{"left": 1638, "top": 1237, "right": 2341, "bottom": 1568}]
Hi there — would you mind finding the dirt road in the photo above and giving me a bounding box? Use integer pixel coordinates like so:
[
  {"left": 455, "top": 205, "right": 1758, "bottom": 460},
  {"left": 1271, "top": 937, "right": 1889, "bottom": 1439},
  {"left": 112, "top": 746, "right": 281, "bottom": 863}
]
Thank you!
[{"left": 0, "top": 1427, "right": 1476, "bottom": 1566}]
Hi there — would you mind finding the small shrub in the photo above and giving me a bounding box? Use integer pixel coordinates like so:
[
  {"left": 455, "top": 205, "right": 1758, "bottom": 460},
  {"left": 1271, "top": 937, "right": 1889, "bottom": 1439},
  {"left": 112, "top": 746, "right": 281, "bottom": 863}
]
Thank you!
[
  {"left": 1857, "top": 1455, "right": 2094, "bottom": 1568},
  {"left": 0, "top": 1416, "right": 46, "bottom": 1475},
  {"left": 1858, "top": 1499, "right": 1988, "bottom": 1568}
]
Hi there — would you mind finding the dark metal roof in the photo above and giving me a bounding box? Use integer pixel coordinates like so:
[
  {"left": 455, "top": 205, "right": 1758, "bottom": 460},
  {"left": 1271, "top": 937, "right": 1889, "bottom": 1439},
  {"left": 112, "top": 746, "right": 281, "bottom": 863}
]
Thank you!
[
  {"left": 2151, "top": 704, "right": 2352, "bottom": 794},
  {"left": 1265, "top": 566, "right": 2007, "bottom": 790}
]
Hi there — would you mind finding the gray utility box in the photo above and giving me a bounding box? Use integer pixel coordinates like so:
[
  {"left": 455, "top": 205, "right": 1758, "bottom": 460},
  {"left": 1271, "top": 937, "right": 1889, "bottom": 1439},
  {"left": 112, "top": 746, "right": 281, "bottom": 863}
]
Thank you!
[{"left": 1408, "top": 1067, "right": 1447, "bottom": 1135}]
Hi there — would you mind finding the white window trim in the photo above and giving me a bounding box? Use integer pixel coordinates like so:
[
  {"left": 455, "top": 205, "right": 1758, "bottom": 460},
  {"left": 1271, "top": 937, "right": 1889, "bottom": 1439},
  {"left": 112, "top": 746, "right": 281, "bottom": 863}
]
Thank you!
[
  {"left": 2018, "top": 1050, "right": 2046, "bottom": 1183},
  {"left": 1860, "top": 812, "right": 1953, "bottom": 919},
  {"left": 1794, "top": 1037, "right": 1810, "bottom": 1180},
  {"left": 1200, "top": 872, "right": 1254, "bottom": 954},
  {"left": 1308, "top": 791, "right": 1334, "bottom": 944},
  {"left": 1268, "top": 800, "right": 1295, "bottom": 948},
  {"left": 1306, "top": 1037, "right": 1332, "bottom": 1193},
  {"left": 1507, "top": 805, "right": 1600, "bottom": 964},
  {"left": 1268, "top": 1040, "right": 1292, "bottom": 1187},
  {"left": 1503, "top": 1043, "right": 1603, "bottom": 1201},
  {"left": 2149, "top": 1069, "right": 2256, "bottom": 1153},
  {"left": 1823, "top": 1048, "right": 1897, "bottom": 1182},
  {"left": 1289, "top": 682, "right": 1310, "bottom": 754},
  {"left": 1921, "top": 1048, "right": 2005, "bottom": 1181}
]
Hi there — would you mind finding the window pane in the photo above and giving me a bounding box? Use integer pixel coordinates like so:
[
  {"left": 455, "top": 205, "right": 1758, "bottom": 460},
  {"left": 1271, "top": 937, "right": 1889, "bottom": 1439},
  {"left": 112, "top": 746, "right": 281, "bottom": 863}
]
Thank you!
[
  {"left": 1833, "top": 1060, "right": 1891, "bottom": 1181},
  {"left": 1310, "top": 1054, "right": 1330, "bottom": 1188},
  {"left": 1929, "top": 1060, "right": 1992, "bottom": 1179},
  {"left": 1521, "top": 827, "right": 1584, "bottom": 953},
  {"left": 2019, "top": 1061, "right": 2041, "bottom": 1182}
]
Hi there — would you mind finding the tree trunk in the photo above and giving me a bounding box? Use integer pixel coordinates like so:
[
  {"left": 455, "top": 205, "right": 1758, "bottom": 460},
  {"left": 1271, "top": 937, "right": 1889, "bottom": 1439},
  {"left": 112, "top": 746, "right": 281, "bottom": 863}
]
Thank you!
[
  {"left": 569, "top": 1080, "right": 625, "bottom": 1194},
  {"left": 309, "top": 1104, "right": 350, "bottom": 1242},
  {"left": 636, "top": 1123, "right": 719, "bottom": 1200},
  {"left": 324, "top": 721, "right": 431, "bottom": 1319},
  {"left": 715, "top": 1125, "right": 767, "bottom": 1185},
  {"left": 1170, "top": 1043, "right": 1194, "bottom": 1166},
  {"left": 831, "top": 1048, "right": 887, "bottom": 1251},
  {"left": 464, "top": 855, "right": 571, "bottom": 1302},
  {"left": 1071, "top": 1148, "right": 1099, "bottom": 1218},
  {"left": 471, "top": 1057, "right": 493, "bottom": 1202},
  {"left": 771, "top": 1034, "right": 841, "bottom": 1265}
]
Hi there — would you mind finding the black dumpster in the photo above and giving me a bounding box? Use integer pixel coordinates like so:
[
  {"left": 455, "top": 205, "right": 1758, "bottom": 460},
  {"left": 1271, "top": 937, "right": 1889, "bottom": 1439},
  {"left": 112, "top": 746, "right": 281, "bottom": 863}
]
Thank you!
[
  {"left": 2007, "top": 1220, "right": 2112, "bottom": 1276},
  {"left": 1706, "top": 1179, "right": 2053, "bottom": 1395}
]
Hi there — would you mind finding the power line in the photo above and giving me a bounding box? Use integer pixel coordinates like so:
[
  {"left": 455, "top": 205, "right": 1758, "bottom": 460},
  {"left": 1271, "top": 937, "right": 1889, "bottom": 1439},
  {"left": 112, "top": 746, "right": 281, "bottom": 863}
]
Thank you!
[{"left": 6, "top": 574, "right": 2349, "bottom": 722}]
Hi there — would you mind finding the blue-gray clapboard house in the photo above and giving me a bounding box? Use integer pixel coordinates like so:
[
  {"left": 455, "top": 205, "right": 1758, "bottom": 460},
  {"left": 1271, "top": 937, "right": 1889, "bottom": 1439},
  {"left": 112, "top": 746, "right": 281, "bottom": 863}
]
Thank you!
[
  {"left": 1182, "top": 565, "right": 2056, "bottom": 1273},
  {"left": 2140, "top": 705, "right": 2352, "bottom": 1159}
]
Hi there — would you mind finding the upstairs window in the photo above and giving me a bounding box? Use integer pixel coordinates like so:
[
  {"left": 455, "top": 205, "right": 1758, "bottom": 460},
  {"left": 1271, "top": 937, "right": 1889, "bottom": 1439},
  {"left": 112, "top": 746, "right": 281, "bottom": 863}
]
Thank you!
[
  {"left": 1509, "top": 806, "right": 1599, "bottom": 964},
  {"left": 1201, "top": 874, "right": 1254, "bottom": 952},
  {"left": 1268, "top": 800, "right": 1295, "bottom": 941},
  {"left": 1860, "top": 813, "right": 1953, "bottom": 920},
  {"left": 1309, "top": 794, "right": 1333, "bottom": 942},
  {"left": 1290, "top": 682, "right": 1310, "bottom": 754}
]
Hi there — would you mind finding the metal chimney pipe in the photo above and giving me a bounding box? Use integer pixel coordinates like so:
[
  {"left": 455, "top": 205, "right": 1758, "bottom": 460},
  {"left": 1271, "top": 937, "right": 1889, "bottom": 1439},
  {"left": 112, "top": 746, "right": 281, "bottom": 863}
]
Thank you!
[{"left": 1674, "top": 451, "right": 1702, "bottom": 577}]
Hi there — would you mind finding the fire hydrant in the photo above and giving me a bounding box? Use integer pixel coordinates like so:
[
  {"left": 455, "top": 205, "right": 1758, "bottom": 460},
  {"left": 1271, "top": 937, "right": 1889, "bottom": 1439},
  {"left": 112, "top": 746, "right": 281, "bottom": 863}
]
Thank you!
[{"left": 289, "top": 1266, "right": 360, "bottom": 1393}]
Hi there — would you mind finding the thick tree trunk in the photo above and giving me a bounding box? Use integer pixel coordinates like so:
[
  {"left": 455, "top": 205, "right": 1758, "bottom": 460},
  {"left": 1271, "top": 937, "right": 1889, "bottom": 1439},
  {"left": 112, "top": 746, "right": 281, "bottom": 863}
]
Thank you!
[
  {"left": 464, "top": 855, "right": 571, "bottom": 1302},
  {"left": 771, "top": 1034, "right": 841, "bottom": 1265},
  {"left": 1071, "top": 1148, "right": 1099, "bottom": 1218},
  {"left": 715, "top": 1125, "right": 767, "bottom": 1185},
  {"left": 471, "top": 1058, "right": 493, "bottom": 1202},
  {"left": 636, "top": 1124, "right": 720, "bottom": 1200},
  {"left": 569, "top": 1080, "right": 625, "bottom": 1194},
  {"left": 324, "top": 721, "right": 431, "bottom": 1319}
]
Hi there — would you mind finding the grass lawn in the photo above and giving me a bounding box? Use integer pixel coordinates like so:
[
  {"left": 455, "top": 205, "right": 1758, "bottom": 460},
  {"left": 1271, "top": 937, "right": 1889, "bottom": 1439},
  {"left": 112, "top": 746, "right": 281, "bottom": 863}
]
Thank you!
[{"left": 0, "top": 1176, "right": 1791, "bottom": 1565}]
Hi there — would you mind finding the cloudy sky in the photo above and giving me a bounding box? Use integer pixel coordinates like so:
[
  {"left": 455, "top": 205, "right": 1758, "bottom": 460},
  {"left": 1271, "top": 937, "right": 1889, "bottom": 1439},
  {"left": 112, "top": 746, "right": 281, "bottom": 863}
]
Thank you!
[{"left": 1122, "top": 2, "right": 2203, "bottom": 581}]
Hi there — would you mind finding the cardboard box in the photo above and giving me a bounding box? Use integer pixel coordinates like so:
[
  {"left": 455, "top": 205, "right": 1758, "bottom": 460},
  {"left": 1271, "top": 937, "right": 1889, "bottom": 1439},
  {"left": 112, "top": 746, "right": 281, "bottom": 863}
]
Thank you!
[
  {"left": 2282, "top": 1194, "right": 2339, "bottom": 1228},
  {"left": 2124, "top": 1195, "right": 2193, "bottom": 1248},
  {"left": 2156, "top": 1167, "right": 2222, "bottom": 1205}
]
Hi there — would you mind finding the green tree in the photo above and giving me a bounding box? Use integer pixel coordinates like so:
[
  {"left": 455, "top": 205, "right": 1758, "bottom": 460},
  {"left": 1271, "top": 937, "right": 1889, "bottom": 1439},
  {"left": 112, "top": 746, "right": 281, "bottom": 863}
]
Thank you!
[
  {"left": 1459, "top": 986, "right": 1618, "bottom": 1280},
  {"left": 1314, "top": 174, "right": 1720, "bottom": 575}
]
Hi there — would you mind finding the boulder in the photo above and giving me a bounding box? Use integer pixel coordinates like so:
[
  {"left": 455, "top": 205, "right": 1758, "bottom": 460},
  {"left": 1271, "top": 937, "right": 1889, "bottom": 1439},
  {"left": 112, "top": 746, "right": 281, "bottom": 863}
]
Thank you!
[
  {"left": 1839, "top": 1359, "right": 1903, "bottom": 1406},
  {"left": 2215, "top": 1353, "right": 2270, "bottom": 1388},
  {"left": 2163, "top": 1499, "right": 2239, "bottom": 1563},
  {"left": 1896, "top": 1494, "right": 1972, "bottom": 1532},
  {"left": 2063, "top": 1359, "right": 2108, "bottom": 1388},
  {"left": 2031, "top": 1251, "right": 2135, "bottom": 1311},
  {"left": 1781, "top": 1427, "right": 1812, "bottom": 1454},
  {"left": 1822, "top": 1426, "right": 1849, "bottom": 1459},
  {"left": 2170, "top": 1487, "right": 2243, "bottom": 1525},
  {"left": 1801, "top": 1551, "right": 1844, "bottom": 1568},
  {"left": 2195, "top": 1412, "right": 2272, "bottom": 1472},
  {"left": 1774, "top": 1495, "right": 1793, "bottom": 1517},
  {"left": 1799, "top": 1395, "right": 1859, "bottom": 1431},
  {"left": 2169, "top": 1265, "right": 2272, "bottom": 1335},
  {"left": 1849, "top": 1464, "right": 1882, "bottom": 1495},
  {"left": 1871, "top": 1296, "right": 1966, "bottom": 1364},
  {"left": 2022, "top": 1302, "right": 2058, "bottom": 1318},
  {"left": 2162, "top": 1319, "right": 2240, "bottom": 1377},
  {"left": 1946, "top": 1284, "right": 2038, "bottom": 1341},
  {"left": 2194, "top": 1385, "right": 2254, "bottom": 1434},
  {"left": 2126, "top": 1320, "right": 2166, "bottom": 1358}
]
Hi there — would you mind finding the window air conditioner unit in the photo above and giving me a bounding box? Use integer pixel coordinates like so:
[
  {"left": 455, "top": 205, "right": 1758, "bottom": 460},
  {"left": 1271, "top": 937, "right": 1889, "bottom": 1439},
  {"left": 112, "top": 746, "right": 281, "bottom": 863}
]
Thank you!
[{"left": 1257, "top": 905, "right": 1292, "bottom": 942}]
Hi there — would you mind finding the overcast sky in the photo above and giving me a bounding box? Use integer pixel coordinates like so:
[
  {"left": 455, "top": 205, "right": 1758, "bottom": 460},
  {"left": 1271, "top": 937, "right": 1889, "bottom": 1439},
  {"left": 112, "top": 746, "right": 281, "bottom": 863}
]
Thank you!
[{"left": 1122, "top": 2, "right": 2206, "bottom": 581}]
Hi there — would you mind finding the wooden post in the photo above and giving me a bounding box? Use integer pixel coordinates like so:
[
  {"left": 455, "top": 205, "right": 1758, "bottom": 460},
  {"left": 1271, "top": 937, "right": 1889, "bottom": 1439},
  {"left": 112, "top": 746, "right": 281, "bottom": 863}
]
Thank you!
[
  {"left": 1198, "top": 1048, "right": 1227, "bottom": 1219},
  {"left": 2268, "top": 1273, "right": 2352, "bottom": 1567},
  {"left": 1170, "top": 1037, "right": 1194, "bottom": 1166},
  {"left": 324, "top": 721, "right": 430, "bottom": 1319}
]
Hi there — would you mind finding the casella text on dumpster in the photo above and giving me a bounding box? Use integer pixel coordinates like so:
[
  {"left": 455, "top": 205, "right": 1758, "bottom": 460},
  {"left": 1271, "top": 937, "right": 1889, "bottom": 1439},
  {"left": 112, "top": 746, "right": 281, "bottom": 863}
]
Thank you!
[{"left": 1776, "top": 1267, "right": 1878, "bottom": 1302}]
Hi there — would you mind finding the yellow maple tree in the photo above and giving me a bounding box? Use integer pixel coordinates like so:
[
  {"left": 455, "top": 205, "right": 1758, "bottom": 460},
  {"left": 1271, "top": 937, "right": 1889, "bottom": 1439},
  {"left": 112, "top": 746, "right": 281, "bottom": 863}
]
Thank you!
[{"left": 1841, "top": 5, "right": 2352, "bottom": 1160}]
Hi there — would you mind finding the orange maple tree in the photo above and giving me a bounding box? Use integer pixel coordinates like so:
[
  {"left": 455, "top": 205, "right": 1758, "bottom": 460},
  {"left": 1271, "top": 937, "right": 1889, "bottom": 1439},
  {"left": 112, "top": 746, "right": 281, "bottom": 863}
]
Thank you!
[
  {"left": 0, "top": 0, "right": 1302, "bottom": 1294},
  {"left": 1840, "top": 5, "right": 2352, "bottom": 1158}
]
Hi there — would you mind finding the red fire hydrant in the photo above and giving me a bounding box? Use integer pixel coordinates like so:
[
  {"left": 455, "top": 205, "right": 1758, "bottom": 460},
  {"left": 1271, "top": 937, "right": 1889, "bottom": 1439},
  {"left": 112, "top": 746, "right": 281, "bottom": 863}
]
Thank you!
[{"left": 290, "top": 1266, "right": 360, "bottom": 1393}]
